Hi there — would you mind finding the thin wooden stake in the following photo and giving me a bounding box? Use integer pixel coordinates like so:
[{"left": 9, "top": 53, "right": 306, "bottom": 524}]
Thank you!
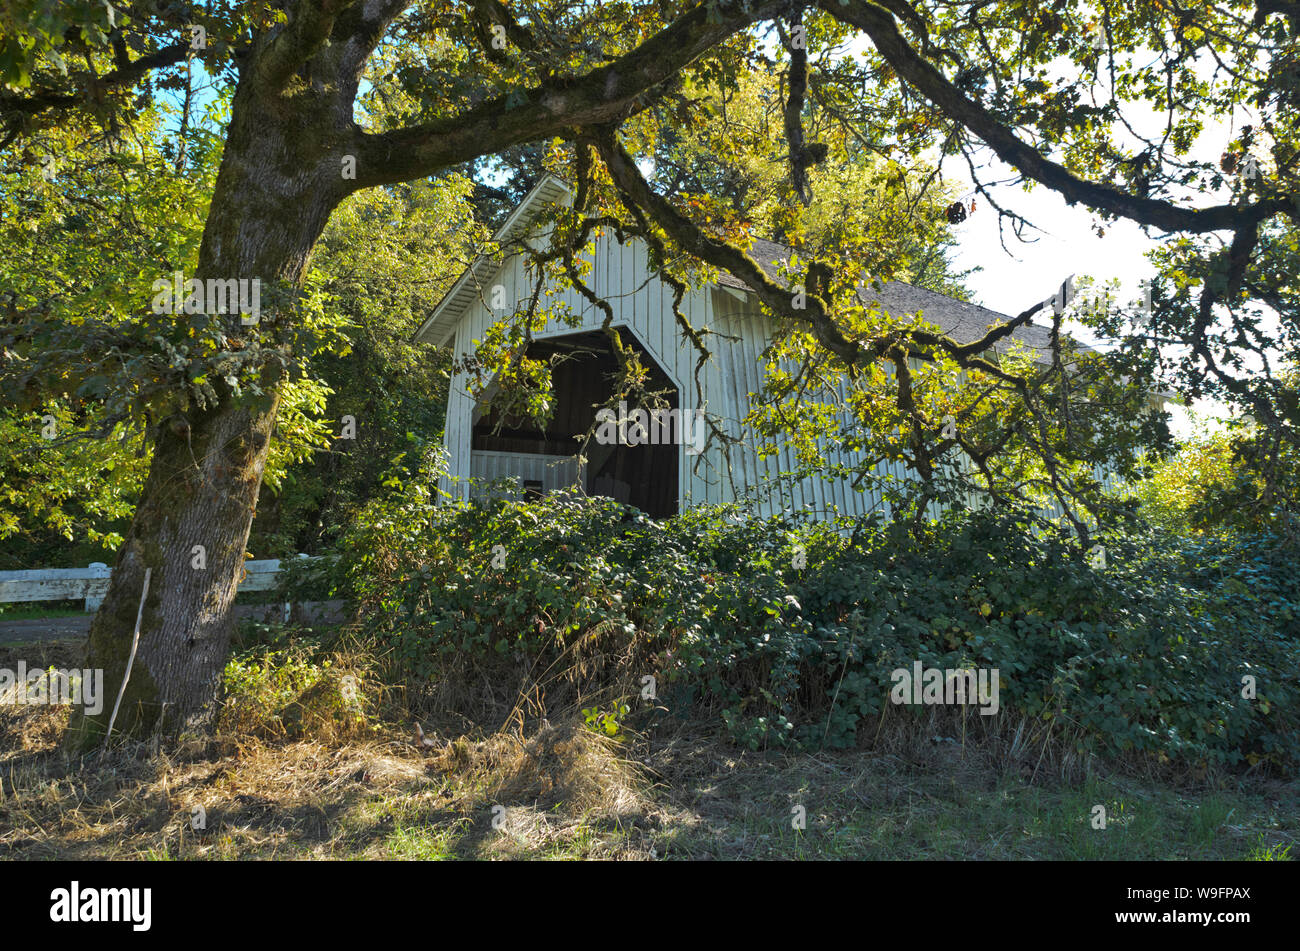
[{"left": 104, "top": 567, "right": 151, "bottom": 749}]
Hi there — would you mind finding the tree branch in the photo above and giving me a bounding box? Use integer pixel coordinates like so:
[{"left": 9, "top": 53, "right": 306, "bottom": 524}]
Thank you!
[
  {"left": 595, "top": 128, "right": 865, "bottom": 366},
  {"left": 255, "top": 0, "right": 361, "bottom": 91},
  {"left": 334, "top": 0, "right": 414, "bottom": 86},
  {"left": 595, "top": 124, "right": 1058, "bottom": 390},
  {"left": 819, "top": 0, "right": 1295, "bottom": 234},
  {"left": 0, "top": 43, "right": 189, "bottom": 120},
  {"left": 468, "top": 0, "right": 540, "bottom": 62},
  {"left": 349, "top": 0, "right": 788, "bottom": 188}
]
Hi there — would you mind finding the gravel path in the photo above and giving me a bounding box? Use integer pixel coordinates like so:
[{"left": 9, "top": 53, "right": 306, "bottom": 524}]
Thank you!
[
  {"left": 0, "top": 615, "right": 92, "bottom": 644},
  {"left": 0, "top": 600, "right": 345, "bottom": 645}
]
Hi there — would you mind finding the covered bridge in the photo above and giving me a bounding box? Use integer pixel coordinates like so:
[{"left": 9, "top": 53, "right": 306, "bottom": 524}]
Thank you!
[{"left": 413, "top": 175, "right": 1068, "bottom": 520}]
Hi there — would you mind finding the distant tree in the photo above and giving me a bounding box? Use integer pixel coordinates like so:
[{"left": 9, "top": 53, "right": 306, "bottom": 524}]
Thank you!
[{"left": 249, "top": 175, "right": 487, "bottom": 556}]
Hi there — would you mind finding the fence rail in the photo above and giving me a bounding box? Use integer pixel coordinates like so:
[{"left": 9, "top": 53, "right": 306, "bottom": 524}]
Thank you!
[{"left": 0, "top": 556, "right": 315, "bottom": 612}]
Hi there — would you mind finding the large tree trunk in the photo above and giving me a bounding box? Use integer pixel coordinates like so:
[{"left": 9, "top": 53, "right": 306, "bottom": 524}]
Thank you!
[
  {"left": 68, "top": 394, "right": 281, "bottom": 744},
  {"left": 66, "top": 70, "right": 350, "bottom": 748}
]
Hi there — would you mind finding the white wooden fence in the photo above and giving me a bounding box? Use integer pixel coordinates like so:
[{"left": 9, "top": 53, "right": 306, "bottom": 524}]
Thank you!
[{"left": 0, "top": 556, "right": 314, "bottom": 612}]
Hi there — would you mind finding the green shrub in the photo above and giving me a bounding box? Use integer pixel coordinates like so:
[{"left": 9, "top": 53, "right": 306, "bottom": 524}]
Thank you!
[
  {"left": 331, "top": 463, "right": 1299, "bottom": 772},
  {"left": 221, "top": 643, "right": 372, "bottom": 740}
]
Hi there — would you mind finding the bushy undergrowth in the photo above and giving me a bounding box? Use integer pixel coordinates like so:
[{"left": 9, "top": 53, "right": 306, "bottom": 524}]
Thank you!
[
  {"left": 327, "top": 475, "right": 1299, "bottom": 773},
  {"left": 221, "top": 639, "right": 373, "bottom": 741}
]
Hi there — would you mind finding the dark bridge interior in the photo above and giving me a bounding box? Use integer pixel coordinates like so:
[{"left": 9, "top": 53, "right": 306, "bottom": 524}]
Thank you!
[{"left": 471, "top": 329, "right": 679, "bottom": 518}]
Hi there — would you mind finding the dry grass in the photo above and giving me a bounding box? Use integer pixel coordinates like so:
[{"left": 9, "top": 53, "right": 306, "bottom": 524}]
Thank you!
[
  {"left": 0, "top": 640, "right": 660, "bottom": 860},
  {"left": 0, "top": 639, "right": 1295, "bottom": 861}
]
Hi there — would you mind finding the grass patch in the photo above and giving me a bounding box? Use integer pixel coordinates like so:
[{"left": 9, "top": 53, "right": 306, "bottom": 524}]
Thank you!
[
  {"left": 0, "top": 700, "right": 1294, "bottom": 860},
  {"left": 0, "top": 636, "right": 1293, "bottom": 861}
]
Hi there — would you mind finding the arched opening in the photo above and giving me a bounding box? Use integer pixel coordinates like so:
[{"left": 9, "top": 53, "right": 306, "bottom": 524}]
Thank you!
[{"left": 470, "top": 328, "right": 680, "bottom": 518}]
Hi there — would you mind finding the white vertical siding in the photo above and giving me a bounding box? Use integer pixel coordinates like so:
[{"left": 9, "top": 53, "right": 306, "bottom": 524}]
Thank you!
[{"left": 440, "top": 229, "right": 1030, "bottom": 523}]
